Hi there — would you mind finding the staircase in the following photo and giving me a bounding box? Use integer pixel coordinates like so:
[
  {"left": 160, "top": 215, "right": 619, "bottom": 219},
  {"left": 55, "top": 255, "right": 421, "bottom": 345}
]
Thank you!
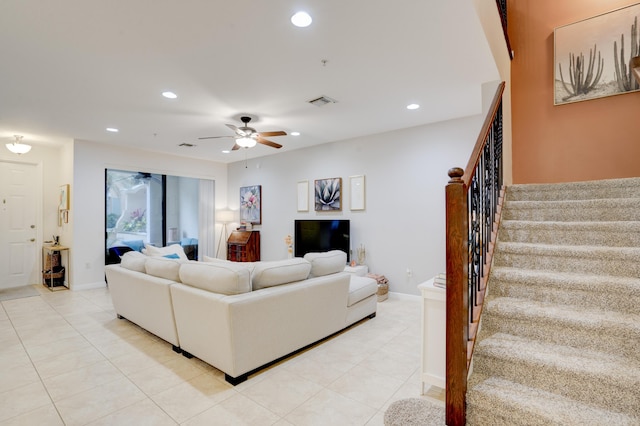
[{"left": 466, "top": 177, "right": 640, "bottom": 425}]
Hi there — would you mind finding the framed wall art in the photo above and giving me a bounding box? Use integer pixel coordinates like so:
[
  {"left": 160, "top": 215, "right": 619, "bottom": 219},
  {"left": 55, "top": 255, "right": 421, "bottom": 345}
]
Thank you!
[
  {"left": 240, "top": 185, "right": 262, "bottom": 224},
  {"left": 297, "top": 180, "right": 309, "bottom": 212},
  {"left": 59, "top": 184, "right": 69, "bottom": 210},
  {"left": 554, "top": 3, "right": 640, "bottom": 105},
  {"left": 314, "top": 177, "right": 342, "bottom": 211},
  {"left": 349, "top": 175, "right": 366, "bottom": 211}
]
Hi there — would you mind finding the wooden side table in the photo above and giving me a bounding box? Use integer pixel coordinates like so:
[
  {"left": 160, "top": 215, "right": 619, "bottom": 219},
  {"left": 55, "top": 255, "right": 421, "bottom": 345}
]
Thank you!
[{"left": 227, "top": 230, "right": 260, "bottom": 262}]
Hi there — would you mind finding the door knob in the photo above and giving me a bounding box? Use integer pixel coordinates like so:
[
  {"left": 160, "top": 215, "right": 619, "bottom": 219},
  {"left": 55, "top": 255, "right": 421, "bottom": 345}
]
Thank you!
[
  {"left": 30, "top": 238, "right": 35, "bottom": 242},
  {"left": 31, "top": 225, "right": 36, "bottom": 229}
]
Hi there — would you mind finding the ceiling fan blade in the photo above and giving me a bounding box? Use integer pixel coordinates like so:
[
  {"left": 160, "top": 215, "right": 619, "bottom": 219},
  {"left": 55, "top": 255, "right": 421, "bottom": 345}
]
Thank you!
[
  {"left": 227, "top": 123, "right": 248, "bottom": 137},
  {"left": 258, "top": 131, "right": 287, "bottom": 137},
  {"left": 198, "top": 135, "right": 234, "bottom": 140},
  {"left": 257, "top": 137, "right": 282, "bottom": 149},
  {"left": 231, "top": 143, "right": 241, "bottom": 151}
]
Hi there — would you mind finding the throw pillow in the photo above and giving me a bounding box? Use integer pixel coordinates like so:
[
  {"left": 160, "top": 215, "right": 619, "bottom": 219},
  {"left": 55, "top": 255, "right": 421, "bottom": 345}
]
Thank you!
[
  {"left": 252, "top": 258, "right": 311, "bottom": 290},
  {"left": 163, "top": 253, "right": 180, "bottom": 259},
  {"left": 304, "top": 250, "right": 347, "bottom": 277},
  {"left": 143, "top": 243, "right": 188, "bottom": 260}
]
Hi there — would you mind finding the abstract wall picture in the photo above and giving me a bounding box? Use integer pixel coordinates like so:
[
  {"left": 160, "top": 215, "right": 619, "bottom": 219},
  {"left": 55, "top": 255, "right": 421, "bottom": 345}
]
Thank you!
[
  {"left": 240, "top": 185, "right": 262, "bottom": 224},
  {"left": 315, "top": 178, "right": 341, "bottom": 211}
]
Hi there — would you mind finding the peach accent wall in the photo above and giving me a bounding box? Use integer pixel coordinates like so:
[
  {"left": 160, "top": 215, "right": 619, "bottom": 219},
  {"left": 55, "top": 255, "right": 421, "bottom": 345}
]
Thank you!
[{"left": 510, "top": 0, "right": 640, "bottom": 184}]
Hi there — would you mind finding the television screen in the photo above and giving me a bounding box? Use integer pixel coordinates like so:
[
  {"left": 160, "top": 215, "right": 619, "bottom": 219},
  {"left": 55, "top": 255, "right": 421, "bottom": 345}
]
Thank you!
[{"left": 294, "top": 220, "right": 350, "bottom": 261}]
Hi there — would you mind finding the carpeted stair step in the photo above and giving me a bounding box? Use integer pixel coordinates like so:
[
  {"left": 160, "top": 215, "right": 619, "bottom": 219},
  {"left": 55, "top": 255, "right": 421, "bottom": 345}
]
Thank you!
[
  {"left": 502, "top": 198, "right": 640, "bottom": 222},
  {"left": 498, "top": 220, "right": 640, "bottom": 247},
  {"left": 493, "top": 242, "right": 640, "bottom": 278},
  {"left": 466, "top": 376, "right": 639, "bottom": 426},
  {"left": 488, "top": 267, "right": 640, "bottom": 315},
  {"left": 472, "top": 333, "right": 640, "bottom": 414},
  {"left": 506, "top": 177, "right": 640, "bottom": 202},
  {"left": 481, "top": 297, "right": 640, "bottom": 361}
]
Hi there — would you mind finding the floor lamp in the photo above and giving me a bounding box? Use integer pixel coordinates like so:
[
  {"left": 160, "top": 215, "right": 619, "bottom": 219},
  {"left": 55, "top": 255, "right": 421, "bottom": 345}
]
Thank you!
[{"left": 215, "top": 210, "right": 234, "bottom": 258}]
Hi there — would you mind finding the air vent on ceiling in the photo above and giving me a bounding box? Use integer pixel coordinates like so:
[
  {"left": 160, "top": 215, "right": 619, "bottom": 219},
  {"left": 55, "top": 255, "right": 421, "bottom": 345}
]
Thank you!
[
  {"left": 308, "top": 95, "right": 337, "bottom": 107},
  {"left": 178, "top": 143, "right": 196, "bottom": 148}
]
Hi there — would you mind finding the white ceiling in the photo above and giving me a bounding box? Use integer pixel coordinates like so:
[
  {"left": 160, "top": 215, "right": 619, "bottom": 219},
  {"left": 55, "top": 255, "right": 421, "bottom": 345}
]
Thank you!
[{"left": 0, "top": 1, "right": 498, "bottom": 163}]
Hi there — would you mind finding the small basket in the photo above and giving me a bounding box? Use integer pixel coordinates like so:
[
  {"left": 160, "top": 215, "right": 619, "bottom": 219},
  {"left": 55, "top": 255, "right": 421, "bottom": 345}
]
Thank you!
[
  {"left": 43, "top": 265, "right": 65, "bottom": 287},
  {"left": 377, "top": 282, "right": 389, "bottom": 302}
]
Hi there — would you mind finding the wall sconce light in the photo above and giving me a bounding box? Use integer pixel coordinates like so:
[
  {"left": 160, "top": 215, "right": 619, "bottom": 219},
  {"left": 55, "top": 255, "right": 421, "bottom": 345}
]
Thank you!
[{"left": 5, "top": 135, "right": 31, "bottom": 155}]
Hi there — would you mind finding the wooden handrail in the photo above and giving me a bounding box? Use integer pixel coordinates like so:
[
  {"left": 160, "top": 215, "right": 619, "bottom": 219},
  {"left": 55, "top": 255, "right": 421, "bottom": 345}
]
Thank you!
[
  {"left": 445, "top": 81, "right": 505, "bottom": 426},
  {"left": 496, "top": 0, "right": 514, "bottom": 60},
  {"left": 463, "top": 83, "right": 506, "bottom": 184}
]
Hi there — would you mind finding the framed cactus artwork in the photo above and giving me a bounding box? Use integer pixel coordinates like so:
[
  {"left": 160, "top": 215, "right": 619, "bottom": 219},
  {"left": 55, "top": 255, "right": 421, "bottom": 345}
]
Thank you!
[
  {"left": 554, "top": 3, "right": 640, "bottom": 105},
  {"left": 314, "top": 177, "right": 342, "bottom": 211}
]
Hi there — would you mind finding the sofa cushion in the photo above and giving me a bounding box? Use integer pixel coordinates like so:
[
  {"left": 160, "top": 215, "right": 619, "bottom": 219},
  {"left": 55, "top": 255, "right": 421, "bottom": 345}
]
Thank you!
[
  {"left": 119, "top": 251, "right": 147, "bottom": 272},
  {"left": 304, "top": 250, "right": 347, "bottom": 277},
  {"left": 348, "top": 275, "right": 378, "bottom": 307},
  {"left": 145, "top": 257, "right": 183, "bottom": 282},
  {"left": 143, "top": 243, "right": 188, "bottom": 260},
  {"left": 252, "top": 258, "right": 312, "bottom": 290},
  {"left": 179, "top": 262, "right": 251, "bottom": 295}
]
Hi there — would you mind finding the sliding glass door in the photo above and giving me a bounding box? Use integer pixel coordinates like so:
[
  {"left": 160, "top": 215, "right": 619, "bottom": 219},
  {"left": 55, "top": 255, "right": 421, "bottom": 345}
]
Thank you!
[{"left": 105, "top": 169, "right": 206, "bottom": 263}]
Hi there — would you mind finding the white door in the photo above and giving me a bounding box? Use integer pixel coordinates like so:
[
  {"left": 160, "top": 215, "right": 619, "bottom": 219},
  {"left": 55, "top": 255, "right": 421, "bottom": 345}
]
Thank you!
[{"left": 0, "top": 161, "right": 38, "bottom": 289}]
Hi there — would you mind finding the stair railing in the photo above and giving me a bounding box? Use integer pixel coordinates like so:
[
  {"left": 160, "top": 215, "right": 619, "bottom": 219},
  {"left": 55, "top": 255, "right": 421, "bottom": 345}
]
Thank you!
[
  {"left": 445, "top": 81, "right": 505, "bottom": 425},
  {"left": 496, "top": 0, "right": 513, "bottom": 60}
]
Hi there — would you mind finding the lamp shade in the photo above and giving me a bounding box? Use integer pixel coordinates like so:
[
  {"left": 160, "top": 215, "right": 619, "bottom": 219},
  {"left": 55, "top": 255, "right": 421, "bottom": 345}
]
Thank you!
[{"left": 216, "top": 209, "right": 235, "bottom": 223}]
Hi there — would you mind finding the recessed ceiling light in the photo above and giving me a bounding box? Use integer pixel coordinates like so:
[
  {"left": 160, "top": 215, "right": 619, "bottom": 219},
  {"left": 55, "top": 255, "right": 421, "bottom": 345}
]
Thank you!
[
  {"left": 106, "top": 127, "right": 119, "bottom": 133},
  {"left": 291, "top": 131, "right": 300, "bottom": 136},
  {"left": 222, "top": 150, "right": 230, "bottom": 154},
  {"left": 291, "top": 11, "right": 312, "bottom": 27},
  {"left": 162, "top": 91, "right": 177, "bottom": 99},
  {"left": 407, "top": 104, "right": 420, "bottom": 110}
]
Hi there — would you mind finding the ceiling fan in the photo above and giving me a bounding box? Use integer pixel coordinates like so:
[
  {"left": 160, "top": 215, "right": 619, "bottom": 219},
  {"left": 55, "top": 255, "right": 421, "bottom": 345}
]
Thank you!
[{"left": 198, "top": 116, "right": 287, "bottom": 150}]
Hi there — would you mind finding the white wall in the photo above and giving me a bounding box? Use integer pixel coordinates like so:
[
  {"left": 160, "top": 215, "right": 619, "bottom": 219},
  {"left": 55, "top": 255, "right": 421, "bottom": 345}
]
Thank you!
[
  {"left": 71, "top": 140, "right": 227, "bottom": 289},
  {"left": 228, "top": 115, "right": 483, "bottom": 295}
]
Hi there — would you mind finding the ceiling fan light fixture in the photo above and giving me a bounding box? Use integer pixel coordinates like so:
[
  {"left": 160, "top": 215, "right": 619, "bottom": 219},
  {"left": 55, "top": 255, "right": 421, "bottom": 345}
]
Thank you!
[
  {"left": 5, "top": 135, "right": 31, "bottom": 155},
  {"left": 237, "top": 137, "right": 256, "bottom": 148}
]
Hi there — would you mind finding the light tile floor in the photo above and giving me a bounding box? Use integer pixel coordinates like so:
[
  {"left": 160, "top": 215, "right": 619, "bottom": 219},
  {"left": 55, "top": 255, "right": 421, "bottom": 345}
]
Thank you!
[{"left": 0, "top": 285, "right": 444, "bottom": 425}]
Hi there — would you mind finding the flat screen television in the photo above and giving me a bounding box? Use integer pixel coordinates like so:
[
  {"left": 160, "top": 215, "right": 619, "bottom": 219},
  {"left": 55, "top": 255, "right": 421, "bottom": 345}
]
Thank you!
[{"left": 294, "top": 219, "right": 350, "bottom": 262}]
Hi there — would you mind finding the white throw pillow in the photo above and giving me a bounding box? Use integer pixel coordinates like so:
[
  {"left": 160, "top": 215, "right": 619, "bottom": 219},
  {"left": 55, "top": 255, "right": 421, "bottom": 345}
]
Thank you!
[
  {"left": 143, "top": 243, "right": 188, "bottom": 260},
  {"left": 179, "top": 262, "right": 251, "bottom": 295},
  {"left": 145, "top": 257, "right": 183, "bottom": 282},
  {"left": 304, "top": 250, "right": 347, "bottom": 277},
  {"left": 252, "top": 258, "right": 311, "bottom": 290},
  {"left": 120, "top": 251, "right": 147, "bottom": 273}
]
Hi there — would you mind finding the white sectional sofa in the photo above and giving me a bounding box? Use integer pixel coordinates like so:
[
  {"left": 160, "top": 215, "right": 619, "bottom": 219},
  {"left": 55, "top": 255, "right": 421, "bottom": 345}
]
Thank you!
[{"left": 104, "top": 249, "right": 377, "bottom": 384}]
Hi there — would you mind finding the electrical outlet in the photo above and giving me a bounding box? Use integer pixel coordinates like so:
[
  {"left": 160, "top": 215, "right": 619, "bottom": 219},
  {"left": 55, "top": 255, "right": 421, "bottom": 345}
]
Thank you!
[{"left": 406, "top": 268, "right": 412, "bottom": 277}]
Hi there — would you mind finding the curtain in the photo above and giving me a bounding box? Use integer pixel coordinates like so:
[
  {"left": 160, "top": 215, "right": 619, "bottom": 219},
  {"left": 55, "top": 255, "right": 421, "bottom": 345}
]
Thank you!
[{"left": 198, "top": 179, "right": 215, "bottom": 259}]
